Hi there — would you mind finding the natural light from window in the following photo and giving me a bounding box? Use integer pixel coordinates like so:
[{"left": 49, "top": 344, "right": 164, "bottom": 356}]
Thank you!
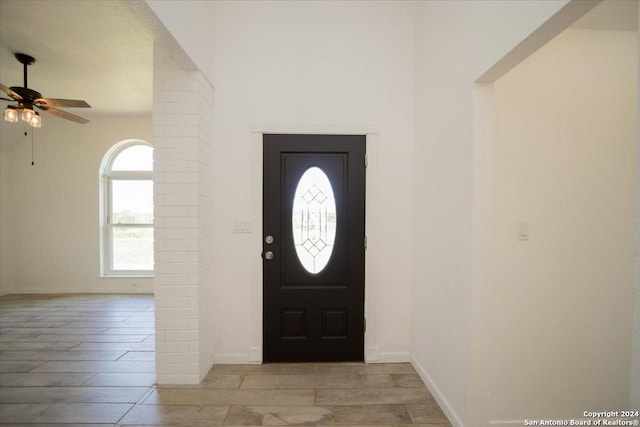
[{"left": 101, "top": 141, "right": 154, "bottom": 276}]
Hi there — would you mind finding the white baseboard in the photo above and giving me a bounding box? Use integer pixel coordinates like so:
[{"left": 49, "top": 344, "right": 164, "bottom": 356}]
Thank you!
[
  {"left": 213, "top": 353, "right": 253, "bottom": 364},
  {"left": 156, "top": 373, "right": 199, "bottom": 385},
  {"left": 213, "top": 351, "right": 408, "bottom": 365},
  {"left": 410, "top": 354, "right": 465, "bottom": 427},
  {"left": 373, "top": 351, "right": 410, "bottom": 363},
  {"left": 2, "top": 286, "right": 154, "bottom": 294}
]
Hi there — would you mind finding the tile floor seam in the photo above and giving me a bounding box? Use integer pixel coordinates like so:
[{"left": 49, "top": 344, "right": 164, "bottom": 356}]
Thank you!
[
  {"left": 221, "top": 403, "right": 234, "bottom": 426},
  {"left": 0, "top": 294, "right": 451, "bottom": 426},
  {"left": 112, "top": 402, "right": 138, "bottom": 426},
  {"left": 136, "top": 385, "right": 156, "bottom": 405}
]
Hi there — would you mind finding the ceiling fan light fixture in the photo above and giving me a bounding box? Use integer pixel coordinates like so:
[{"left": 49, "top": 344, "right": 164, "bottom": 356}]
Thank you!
[
  {"left": 21, "top": 107, "right": 35, "bottom": 123},
  {"left": 30, "top": 112, "right": 41, "bottom": 128},
  {"left": 4, "top": 106, "right": 18, "bottom": 123},
  {"left": 1, "top": 53, "right": 91, "bottom": 127}
]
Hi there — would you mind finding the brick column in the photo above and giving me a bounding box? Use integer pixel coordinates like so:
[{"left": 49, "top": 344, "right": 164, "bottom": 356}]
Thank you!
[{"left": 152, "top": 41, "right": 214, "bottom": 384}]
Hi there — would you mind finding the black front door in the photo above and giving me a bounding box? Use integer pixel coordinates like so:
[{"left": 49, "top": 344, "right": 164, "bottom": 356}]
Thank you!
[{"left": 263, "top": 134, "right": 366, "bottom": 362}]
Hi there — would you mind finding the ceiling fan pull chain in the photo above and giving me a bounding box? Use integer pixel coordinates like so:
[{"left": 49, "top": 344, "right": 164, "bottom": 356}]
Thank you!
[{"left": 31, "top": 128, "right": 35, "bottom": 166}]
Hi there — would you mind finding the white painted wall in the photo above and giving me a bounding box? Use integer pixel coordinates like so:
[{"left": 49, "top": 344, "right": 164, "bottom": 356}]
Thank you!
[
  {"left": 0, "top": 116, "right": 152, "bottom": 294},
  {"left": 210, "top": 0, "right": 416, "bottom": 363},
  {"left": 412, "top": 1, "right": 572, "bottom": 425},
  {"left": 491, "top": 28, "right": 637, "bottom": 423},
  {"left": 633, "top": 5, "right": 640, "bottom": 412},
  {"left": 145, "top": 0, "right": 216, "bottom": 81},
  {"left": 0, "top": 146, "right": 14, "bottom": 295}
]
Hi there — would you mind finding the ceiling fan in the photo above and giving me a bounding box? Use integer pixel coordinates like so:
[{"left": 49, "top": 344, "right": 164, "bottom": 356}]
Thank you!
[{"left": 1, "top": 53, "right": 91, "bottom": 127}]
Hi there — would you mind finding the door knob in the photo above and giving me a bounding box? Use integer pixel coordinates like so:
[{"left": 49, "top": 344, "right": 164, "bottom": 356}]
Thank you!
[{"left": 264, "top": 251, "right": 274, "bottom": 260}]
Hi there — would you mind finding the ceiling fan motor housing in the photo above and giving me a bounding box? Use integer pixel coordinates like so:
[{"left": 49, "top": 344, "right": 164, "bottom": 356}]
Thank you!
[{"left": 9, "top": 87, "right": 42, "bottom": 106}]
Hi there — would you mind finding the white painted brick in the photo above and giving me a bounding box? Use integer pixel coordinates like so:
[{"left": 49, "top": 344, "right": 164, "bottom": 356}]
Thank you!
[
  {"left": 156, "top": 342, "right": 191, "bottom": 353},
  {"left": 162, "top": 78, "right": 203, "bottom": 92},
  {"left": 165, "top": 330, "right": 199, "bottom": 342},
  {"left": 164, "top": 240, "right": 199, "bottom": 251},
  {"left": 163, "top": 217, "right": 199, "bottom": 229},
  {"left": 155, "top": 183, "right": 192, "bottom": 196},
  {"left": 156, "top": 374, "right": 200, "bottom": 385},
  {"left": 154, "top": 228, "right": 199, "bottom": 241},
  {"left": 163, "top": 172, "right": 199, "bottom": 184},
  {"left": 163, "top": 102, "right": 201, "bottom": 115},
  {"left": 154, "top": 296, "right": 197, "bottom": 308},
  {"left": 161, "top": 263, "right": 201, "bottom": 275},
  {"left": 155, "top": 251, "right": 199, "bottom": 264},
  {"left": 186, "top": 161, "right": 201, "bottom": 172},
  {"left": 166, "top": 353, "right": 199, "bottom": 364},
  {"left": 154, "top": 206, "right": 191, "bottom": 218},
  {"left": 154, "top": 49, "right": 215, "bottom": 383},
  {"left": 155, "top": 148, "right": 200, "bottom": 161},
  {"left": 154, "top": 273, "right": 199, "bottom": 286},
  {"left": 154, "top": 92, "right": 190, "bottom": 104},
  {"left": 161, "top": 125, "right": 200, "bottom": 138},
  {"left": 153, "top": 160, "right": 188, "bottom": 172},
  {"left": 155, "top": 308, "right": 199, "bottom": 319},
  {"left": 153, "top": 136, "right": 200, "bottom": 149},
  {"left": 156, "top": 318, "right": 199, "bottom": 331},
  {"left": 154, "top": 115, "right": 191, "bottom": 128},
  {"left": 163, "top": 194, "right": 200, "bottom": 206},
  {"left": 153, "top": 239, "right": 165, "bottom": 252},
  {"left": 156, "top": 362, "right": 199, "bottom": 375},
  {"left": 155, "top": 284, "right": 199, "bottom": 297}
]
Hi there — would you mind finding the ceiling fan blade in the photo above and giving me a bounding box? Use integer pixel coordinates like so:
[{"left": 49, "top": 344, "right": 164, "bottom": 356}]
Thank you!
[
  {"left": 37, "top": 105, "right": 89, "bottom": 124},
  {"left": 0, "top": 83, "right": 22, "bottom": 101},
  {"left": 35, "top": 98, "right": 91, "bottom": 108}
]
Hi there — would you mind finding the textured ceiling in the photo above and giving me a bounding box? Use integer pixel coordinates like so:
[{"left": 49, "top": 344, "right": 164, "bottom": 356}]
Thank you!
[{"left": 0, "top": 0, "right": 153, "bottom": 117}]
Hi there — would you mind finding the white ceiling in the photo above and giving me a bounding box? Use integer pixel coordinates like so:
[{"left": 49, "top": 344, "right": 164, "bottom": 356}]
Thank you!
[
  {"left": 0, "top": 0, "right": 153, "bottom": 117},
  {"left": 0, "top": 0, "right": 636, "bottom": 122}
]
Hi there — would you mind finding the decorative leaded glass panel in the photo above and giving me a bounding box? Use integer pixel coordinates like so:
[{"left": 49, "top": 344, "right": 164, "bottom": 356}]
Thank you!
[{"left": 292, "top": 167, "right": 336, "bottom": 274}]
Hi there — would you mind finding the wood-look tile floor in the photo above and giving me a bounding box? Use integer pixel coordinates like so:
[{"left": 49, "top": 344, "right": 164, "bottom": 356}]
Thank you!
[{"left": 0, "top": 294, "right": 451, "bottom": 426}]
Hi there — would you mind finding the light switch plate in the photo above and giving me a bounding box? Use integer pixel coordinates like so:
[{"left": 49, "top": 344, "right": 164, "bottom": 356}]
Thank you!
[{"left": 517, "top": 222, "right": 529, "bottom": 241}]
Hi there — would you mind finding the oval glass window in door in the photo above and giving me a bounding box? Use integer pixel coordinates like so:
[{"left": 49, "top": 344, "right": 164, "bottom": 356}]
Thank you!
[{"left": 292, "top": 167, "right": 337, "bottom": 274}]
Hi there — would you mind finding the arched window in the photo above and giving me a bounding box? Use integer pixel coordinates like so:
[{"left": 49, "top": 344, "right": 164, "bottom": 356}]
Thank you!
[{"left": 100, "top": 140, "right": 153, "bottom": 276}]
